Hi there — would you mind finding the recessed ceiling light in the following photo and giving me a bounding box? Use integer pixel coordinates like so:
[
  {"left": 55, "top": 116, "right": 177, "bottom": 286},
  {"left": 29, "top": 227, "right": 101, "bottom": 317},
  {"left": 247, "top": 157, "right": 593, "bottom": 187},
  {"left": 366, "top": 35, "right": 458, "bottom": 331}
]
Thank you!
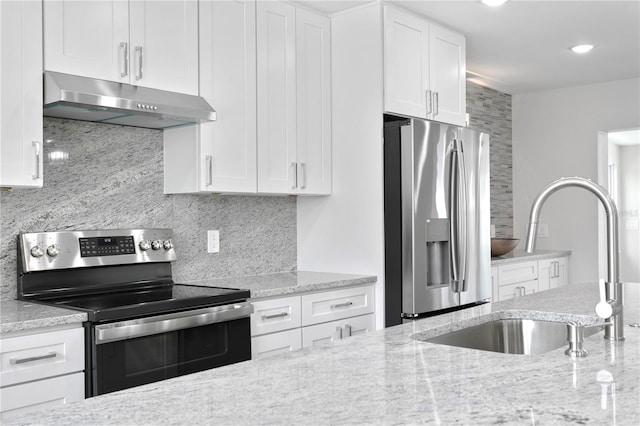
[
  {"left": 571, "top": 44, "right": 595, "bottom": 54},
  {"left": 481, "top": 0, "right": 509, "bottom": 6}
]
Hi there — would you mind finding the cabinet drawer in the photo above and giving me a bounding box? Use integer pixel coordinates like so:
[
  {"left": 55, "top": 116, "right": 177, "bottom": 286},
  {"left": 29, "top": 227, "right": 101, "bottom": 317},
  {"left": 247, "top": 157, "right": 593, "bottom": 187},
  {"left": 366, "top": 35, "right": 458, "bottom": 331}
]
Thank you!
[
  {"left": 0, "top": 327, "right": 84, "bottom": 387},
  {"left": 251, "top": 296, "right": 302, "bottom": 336},
  {"left": 251, "top": 329, "right": 302, "bottom": 360},
  {"left": 301, "top": 285, "right": 374, "bottom": 326},
  {"left": 497, "top": 261, "right": 538, "bottom": 286},
  {"left": 0, "top": 372, "right": 84, "bottom": 419},
  {"left": 302, "top": 314, "right": 376, "bottom": 348},
  {"left": 497, "top": 280, "right": 538, "bottom": 301}
]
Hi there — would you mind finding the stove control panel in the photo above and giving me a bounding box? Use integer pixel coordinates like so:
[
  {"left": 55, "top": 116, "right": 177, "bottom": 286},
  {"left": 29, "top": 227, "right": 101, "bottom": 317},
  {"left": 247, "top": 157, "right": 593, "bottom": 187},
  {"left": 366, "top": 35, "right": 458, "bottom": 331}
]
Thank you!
[{"left": 20, "top": 229, "right": 177, "bottom": 272}]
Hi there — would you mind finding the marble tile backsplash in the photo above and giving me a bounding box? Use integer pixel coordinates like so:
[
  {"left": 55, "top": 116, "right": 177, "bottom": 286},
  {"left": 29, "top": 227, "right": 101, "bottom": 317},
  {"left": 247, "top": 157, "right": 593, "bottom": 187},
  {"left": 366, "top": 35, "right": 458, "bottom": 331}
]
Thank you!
[
  {"left": 466, "top": 82, "right": 513, "bottom": 238},
  {"left": 0, "top": 118, "right": 296, "bottom": 301}
]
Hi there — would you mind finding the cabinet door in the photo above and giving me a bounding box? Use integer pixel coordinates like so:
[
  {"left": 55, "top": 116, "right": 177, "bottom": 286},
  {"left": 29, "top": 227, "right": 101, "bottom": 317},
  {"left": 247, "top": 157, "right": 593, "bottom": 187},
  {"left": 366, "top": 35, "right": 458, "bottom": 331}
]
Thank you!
[
  {"left": 0, "top": 372, "right": 84, "bottom": 419},
  {"left": 497, "top": 280, "right": 538, "bottom": 301},
  {"left": 491, "top": 266, "right": 498, "bottom": 302},
  {"left": 198, "top": 0, "right": 257, "bottom": 192},
  {"left": 497, "top": 261, "right": 538, "bottom": 286},
  {"left": 43, "top": 0, "right": 129, "bottom": 83},
  {"left": 251, "top": 329, "right": 302, "bottom": 359},
  {"left": 295, "top": 8, "right": 332, "bottom": 195},
  {"left": 257, "top": 1, "right": 297, "bottom": 194},
  {"left": 0, "top": 0, "right": 43, "bottom": 188},
  {"left": 428, "top": 24, "right": 466, "bottom": 126},
  {"left": 537, "top": 259, "right": 553, "bottom": 292},
  {"left": 383, "top": 6, "right": 429, "bottom": 119},
  {"left": 129, "top": 0, "right": 199, "bottom": 95},
  {"left": 302, "top": 314, "right": 375, "bottom": 348}
]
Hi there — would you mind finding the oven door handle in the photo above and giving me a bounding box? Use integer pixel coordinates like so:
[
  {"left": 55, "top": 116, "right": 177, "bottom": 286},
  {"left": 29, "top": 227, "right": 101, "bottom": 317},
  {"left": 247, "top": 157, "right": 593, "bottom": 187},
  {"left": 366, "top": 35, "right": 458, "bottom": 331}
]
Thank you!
[{"left": 95, "top": 302, "right": 254, "bottom": 345}]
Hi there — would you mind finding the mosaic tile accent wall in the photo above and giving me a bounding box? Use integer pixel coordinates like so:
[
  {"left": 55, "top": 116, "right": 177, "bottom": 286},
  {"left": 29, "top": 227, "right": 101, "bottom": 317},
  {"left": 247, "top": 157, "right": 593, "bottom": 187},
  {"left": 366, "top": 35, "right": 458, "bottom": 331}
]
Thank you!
[
  {"left": 0, "top": 118, "right": 296, "bottom": 301},
  {"left": 466, "top": 82, "right": 513, "bottom": 237}
]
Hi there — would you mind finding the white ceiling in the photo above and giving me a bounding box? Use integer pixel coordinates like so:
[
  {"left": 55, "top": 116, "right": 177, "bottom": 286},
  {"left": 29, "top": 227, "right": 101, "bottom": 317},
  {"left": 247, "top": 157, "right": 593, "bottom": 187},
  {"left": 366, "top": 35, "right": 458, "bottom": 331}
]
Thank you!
[{"left": 293, "top": 0, "right": 640, "bottom": 94}]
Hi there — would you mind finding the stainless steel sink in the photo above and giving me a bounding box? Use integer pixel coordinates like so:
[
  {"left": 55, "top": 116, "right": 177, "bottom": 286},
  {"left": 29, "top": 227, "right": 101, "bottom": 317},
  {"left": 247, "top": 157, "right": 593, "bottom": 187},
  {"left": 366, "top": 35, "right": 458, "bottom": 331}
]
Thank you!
[{"left": 419, "top": 319, "right": 601, "bottom": 355}]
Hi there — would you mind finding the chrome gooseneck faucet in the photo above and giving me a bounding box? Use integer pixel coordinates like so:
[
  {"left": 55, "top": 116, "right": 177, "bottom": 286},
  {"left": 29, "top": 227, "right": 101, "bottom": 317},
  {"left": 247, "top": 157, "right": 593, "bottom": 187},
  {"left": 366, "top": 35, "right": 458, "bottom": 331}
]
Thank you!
[{"left": 524, "top": 177, "right": 624, "bottom": 341}]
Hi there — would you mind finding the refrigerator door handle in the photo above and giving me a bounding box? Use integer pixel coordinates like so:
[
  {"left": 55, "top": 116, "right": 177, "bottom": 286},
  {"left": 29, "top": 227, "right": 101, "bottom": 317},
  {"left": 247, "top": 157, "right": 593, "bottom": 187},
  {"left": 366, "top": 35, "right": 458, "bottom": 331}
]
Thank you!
[
  {"left": 457, "top": 141, "right": 469, "bottom": 292},
  {"left": 448, "top": 139, "right": 468, "bottom": 293}
]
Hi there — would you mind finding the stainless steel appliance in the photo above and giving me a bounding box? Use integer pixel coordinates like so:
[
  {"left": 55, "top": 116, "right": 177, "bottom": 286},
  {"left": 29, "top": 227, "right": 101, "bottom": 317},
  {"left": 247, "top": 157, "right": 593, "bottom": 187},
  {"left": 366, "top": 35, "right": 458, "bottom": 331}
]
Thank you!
[
  {"left": 384, "top": 116, "right": 491, "bottom": 326},
  {"left": 43, "top": 71, "right": 216, "bottom": 129},
  {"left": 17, "top": 229, "right": 252, "bottom": 397}
]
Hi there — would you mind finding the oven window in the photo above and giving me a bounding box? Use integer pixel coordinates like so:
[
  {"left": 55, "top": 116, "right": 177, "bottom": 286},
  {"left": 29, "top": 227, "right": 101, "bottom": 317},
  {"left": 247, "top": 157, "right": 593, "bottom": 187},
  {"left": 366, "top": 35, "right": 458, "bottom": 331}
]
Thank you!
[{"left": 94, "top": 317, "right": 250, "bottom": 395}]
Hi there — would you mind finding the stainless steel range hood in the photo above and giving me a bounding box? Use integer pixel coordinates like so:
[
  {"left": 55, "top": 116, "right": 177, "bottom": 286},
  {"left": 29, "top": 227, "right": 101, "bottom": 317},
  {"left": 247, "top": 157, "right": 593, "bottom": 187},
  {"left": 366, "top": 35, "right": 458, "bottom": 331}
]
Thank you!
[{"left": 43, "top": 71, "right": 216, "bottom": 130}]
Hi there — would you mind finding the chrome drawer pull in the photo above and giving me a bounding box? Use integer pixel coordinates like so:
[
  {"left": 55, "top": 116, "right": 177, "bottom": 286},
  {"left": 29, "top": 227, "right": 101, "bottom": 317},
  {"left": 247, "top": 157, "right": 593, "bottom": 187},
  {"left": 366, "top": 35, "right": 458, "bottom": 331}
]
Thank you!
[
  {"left": 10, "top": 351, "right": 57, "bottom": 365},
  {"left": 261, "top": 312, "right": 289, "bottom": 320},
  {"left": 331, "top": 301, "right": 353, "bottom": 309}
]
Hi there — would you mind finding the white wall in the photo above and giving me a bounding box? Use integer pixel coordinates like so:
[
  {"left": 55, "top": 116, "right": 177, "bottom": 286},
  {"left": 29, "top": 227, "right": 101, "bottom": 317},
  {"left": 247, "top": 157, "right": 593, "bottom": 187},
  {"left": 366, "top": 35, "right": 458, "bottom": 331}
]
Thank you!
[
  {"left": 618, "top": 144, "right": 640, "bottom": 282},
  {"left": 513, "top": 78, "right": 640, "bottom": 284},
  {"left": 297, "top": 4, "right": 386, "bottom": 328}
]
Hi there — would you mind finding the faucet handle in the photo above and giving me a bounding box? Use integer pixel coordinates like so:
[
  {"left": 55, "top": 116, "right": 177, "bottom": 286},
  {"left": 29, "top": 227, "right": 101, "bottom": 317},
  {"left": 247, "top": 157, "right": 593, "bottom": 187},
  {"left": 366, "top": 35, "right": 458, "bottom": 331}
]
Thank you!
[{"left": 595, "top": 278, "right": 613, "bottom": 319}]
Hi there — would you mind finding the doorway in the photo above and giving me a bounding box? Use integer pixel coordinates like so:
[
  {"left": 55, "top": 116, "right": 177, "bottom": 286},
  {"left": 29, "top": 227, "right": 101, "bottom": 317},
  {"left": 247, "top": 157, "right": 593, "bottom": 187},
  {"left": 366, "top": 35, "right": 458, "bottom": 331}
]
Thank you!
[{"left": 597, "top": 129, "right": 640, "bottom": 283}]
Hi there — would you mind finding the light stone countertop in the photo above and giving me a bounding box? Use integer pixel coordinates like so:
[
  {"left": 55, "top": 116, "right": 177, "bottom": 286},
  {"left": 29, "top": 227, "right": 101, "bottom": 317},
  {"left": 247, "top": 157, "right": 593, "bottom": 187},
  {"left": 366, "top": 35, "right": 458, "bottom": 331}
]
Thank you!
[
  {"left": 185, "top": 270, "right": 377, "bottom": 299},
  {"left": 491, "top": 249, "right": 571, "bottom": 265},
  {"left": 0, "top": 300, "right": 87, "bottom": 335},
  {"left": 6, "top": 281, "right": 639, "bottom": 425}
]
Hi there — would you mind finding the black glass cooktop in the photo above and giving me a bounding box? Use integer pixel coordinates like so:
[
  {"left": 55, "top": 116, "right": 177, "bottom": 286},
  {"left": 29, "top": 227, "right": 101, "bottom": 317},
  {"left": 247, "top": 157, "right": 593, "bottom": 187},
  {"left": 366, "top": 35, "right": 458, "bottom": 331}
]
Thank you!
[{"left": 40, "top": 284, "right": 250, "bottom": 323}]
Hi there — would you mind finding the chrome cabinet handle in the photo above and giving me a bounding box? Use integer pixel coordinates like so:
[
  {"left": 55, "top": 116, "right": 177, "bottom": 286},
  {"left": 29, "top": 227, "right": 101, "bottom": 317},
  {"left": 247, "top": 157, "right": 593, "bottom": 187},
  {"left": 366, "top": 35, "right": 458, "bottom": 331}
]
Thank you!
[
  {"left": 433, "top": 92, "right": 439, "bottom": 116},
  {"left": 344, "top": 324, "right": 352, "bottom": 337},
  {"left": 205, "top": 155, "right": 213, "bottom": 186},
  {"left": 135, "top": 46, "right": 143, "bottom": 80},
  {"left": 261, "top": 312, "right": 288, "bottom": 320},
  {"left": 290, "top": 162, "right": 298, "bottom": 189},
  {"left": 299, "top": 163, "right": 307, "bottom": 189},
  {"left": 120, "top": 42, "right": 128, "bottom": 77},
  {"left": 554, "top": 261, "right": 560, "bottom": 278},
  {"left": 331, "top": 301, "right": 353, "bottom": 309},
  {"left": 426, "top": 89, "right": 432, "bottom": 115},
  {"left": 336, "top": 326, "right": 343, "bottom": 339},
  {"left": 32, "top": 141, "right": 40, "bottom": 179},
  {"left": 10, "top": 351, "right": 57, "bottom": 365}
]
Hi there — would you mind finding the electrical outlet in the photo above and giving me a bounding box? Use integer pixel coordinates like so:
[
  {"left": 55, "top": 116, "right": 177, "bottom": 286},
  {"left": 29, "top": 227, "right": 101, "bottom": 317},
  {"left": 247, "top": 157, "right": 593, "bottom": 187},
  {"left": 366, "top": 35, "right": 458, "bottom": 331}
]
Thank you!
[
  {"left": 537, "top": 223, "right": 549, "bottom": 238},
  {"left": 207, "top": 230, "right": 219, "bottom": 253},
  {"left": 490, "top": 224, "right": 496, "bottom": 238}
]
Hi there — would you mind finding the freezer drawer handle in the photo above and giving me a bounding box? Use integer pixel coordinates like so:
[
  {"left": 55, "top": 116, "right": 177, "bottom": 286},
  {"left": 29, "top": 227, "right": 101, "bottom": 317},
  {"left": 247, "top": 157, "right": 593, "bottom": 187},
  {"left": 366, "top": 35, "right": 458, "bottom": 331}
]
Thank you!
[
  {"left": 331, "top": 301, "right": 353, "bottom": 309},
  {"left": 10, "top": 351, "right": 57, "bottom": 365},
  {"left": 261, "top": 312, "right": 289, "bottom": 320}
]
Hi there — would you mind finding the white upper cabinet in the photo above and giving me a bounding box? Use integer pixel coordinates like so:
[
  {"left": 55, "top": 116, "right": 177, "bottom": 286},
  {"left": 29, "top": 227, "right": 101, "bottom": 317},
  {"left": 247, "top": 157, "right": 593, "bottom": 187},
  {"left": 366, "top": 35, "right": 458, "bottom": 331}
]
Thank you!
[
  {"left": 295, "top": 8, "right": 332, "bottom": 195},
  {"left": 428, "top": 24, "right": 466, "bottom": 127},
  {"left": 257, "top": 1, "right": 332, "bottom": 195},
  {"left": 43, "top": 0, "right": 198, "bottom": 95},
  {"left": 0, "top": 0, "right": 43, "bottom": 188},
  {"left": 164, "top": 0, "right": 257, "bottom": 194},
  {"left": 256, "top": 1, "right": 298, "bottom": 194},
  {"left": 383, "top": 5, "right": 467, "bottom": 126},
  {"left": 383, "top": 6, "right": 430, "bottom": 119}
]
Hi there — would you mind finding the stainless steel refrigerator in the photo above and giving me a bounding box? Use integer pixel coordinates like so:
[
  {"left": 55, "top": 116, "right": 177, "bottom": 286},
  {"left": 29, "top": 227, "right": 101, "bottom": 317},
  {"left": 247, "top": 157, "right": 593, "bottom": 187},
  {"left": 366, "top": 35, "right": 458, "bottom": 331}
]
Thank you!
[{"left": 384, "top": 116, "right": 491, "bottom": 327}]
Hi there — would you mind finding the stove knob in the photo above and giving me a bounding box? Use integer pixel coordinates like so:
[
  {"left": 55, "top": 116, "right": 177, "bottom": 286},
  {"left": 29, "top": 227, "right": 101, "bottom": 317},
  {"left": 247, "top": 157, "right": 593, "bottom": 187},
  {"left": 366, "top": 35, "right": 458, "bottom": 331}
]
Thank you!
[
  {"left": 46, "top": 244, "right": 60, "bottom": 257},
  {"left": 163, "top": 240, "right": 173, "bottom": 250},
  {"left": 151, "top": 240, "right": 163, "bottom": 250},
  {"left": 139, "top": 240, "right": 151, "bottom": 251},
  {"left": 30, "top": 245, "right": 45, "bottom": 258}
]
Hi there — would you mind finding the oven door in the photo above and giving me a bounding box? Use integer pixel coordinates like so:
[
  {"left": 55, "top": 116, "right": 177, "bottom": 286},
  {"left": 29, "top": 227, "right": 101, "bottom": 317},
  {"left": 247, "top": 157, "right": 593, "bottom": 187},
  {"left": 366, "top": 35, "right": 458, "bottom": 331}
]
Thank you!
[{"left": 88, "top": 303, "right": 253, "bottom": 396}]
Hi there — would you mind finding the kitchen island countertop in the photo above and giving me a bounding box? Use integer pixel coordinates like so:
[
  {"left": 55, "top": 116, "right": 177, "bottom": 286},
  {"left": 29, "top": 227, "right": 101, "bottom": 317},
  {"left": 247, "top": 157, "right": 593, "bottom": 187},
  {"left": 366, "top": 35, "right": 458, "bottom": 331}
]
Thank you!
[{"left": 5, "top": 281, "right": 639, "bottom": 425}]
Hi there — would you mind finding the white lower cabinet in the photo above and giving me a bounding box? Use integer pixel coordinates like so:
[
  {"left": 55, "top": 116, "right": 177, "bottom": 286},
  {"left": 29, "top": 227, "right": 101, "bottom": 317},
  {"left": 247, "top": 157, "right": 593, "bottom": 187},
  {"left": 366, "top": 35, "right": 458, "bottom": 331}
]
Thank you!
[
  {"left": 538, "top": 257, "right": 568, "bottom": 291},
  {"left": 250, "top": 284, "right": 375, "bottom": 360},
  {"left": 0, "top": 325, "right": 85, "bottom": 419},
  {"left": 492, "top": 255, "right": 570, "bottom": 301},
  {"left": 251, "top": 329, "right": 302, "bottom": 359},
  {"left": 302, "top": 314, "right": 375, "bottom": 348}
]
